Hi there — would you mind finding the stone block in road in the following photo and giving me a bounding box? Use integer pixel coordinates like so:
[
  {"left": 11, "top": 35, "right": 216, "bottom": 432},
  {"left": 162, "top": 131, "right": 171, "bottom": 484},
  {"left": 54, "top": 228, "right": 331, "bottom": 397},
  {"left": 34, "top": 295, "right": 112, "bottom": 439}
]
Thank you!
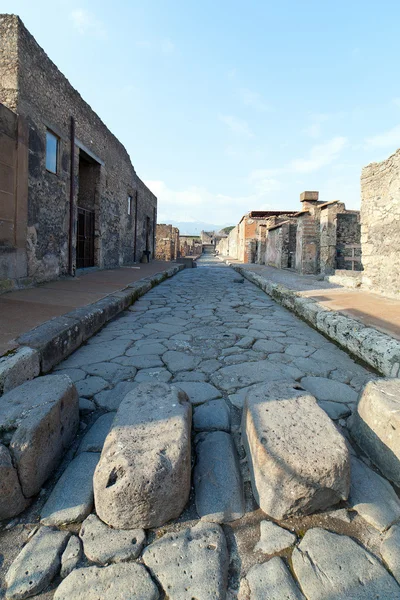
[
  {"left": 143, "top": 522, "right": 228, "bottom": 600},
  {"left": 240, "top": 557, "right": 305, "bottom": 600},
  {"left": 0, "top": 374, "right": 79, "bottom": 498},
  {"left": 54, "top": 563, "right": 159, "bottom": 600},
  {"left": 254, "top": 520, "right": 296, "bottom": 554},
  {"left": 292, "top": 528, "right": 400, "bottom": 599},
  {"left": 41, "top": 452, "right": 100, "bottom": 526},
  {"left": 94, "top": 382, "right": 192, "bottom": 529},
  {"left": 242, "top": 382, "right": 350, "bottom": 520},
  {"left": 0, "top": 347, "right": 40, "bottom": 395},
  {"left": 349, "top": 378, "right": 400, "bottom": 486},
  {"left": 5, "top": 526, "right": 70, "bottom": 600},
  {"left": 79, "top": 514, "right": 145, "bottom": 564},
  {"left": 60, "top": 535, "right": 82, "bottom": 579},
  {"left": 193, "top": 399, "right": 231, "bottom": 432},
  {"left": 194, "top": 431, "right": 244, "bottom": 523},
  {"left": 0, "top": 444, "right": 29, "bottom": 520}
]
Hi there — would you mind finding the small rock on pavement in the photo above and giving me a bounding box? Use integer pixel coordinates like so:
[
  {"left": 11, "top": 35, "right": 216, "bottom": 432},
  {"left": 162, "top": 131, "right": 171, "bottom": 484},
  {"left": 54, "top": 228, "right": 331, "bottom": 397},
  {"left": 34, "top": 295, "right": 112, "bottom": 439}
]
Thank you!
[
  {"left": 349, "top": 456, "right": 400, "bottom": 532},
  {"left": 143, "top": 522, "right": 228, "bottom": 600},
  {"left": 54, "top": 563, "right": 159, "bottom": 600},
  {"left": 254, "top": 520, "right": 296, "bottom": 554},
  {"left": 41, "top": 452, "right": 100, "bottom": 526},
  {"left": 381, "top": 525, "right": 400, "bottom": 584},
  {"left": 240, "top": 557, "right": 305, "bottom": 600},
  {"left": 194, "top": 431, "right": 244, "bottom": 523},
  {"left": 292, "top": 527, "right": 400, "bottom": 599},
  {"left": 79, "top": 514, "right": 145, "bottom": 564},
  {"left": 94, "top": 382, "right": 192, "bottom": 529},
  {"left": 5, "top": 526, "right": 70, "bottom": 600},
  {"left": 78, "top": 412, "right": 115, "bottom": 453},
  {"left": 193, "top": 399, "right": 230, "bottom": 432},
  {"left": 0, "top": 444, "right": 29, "bottom": 520},
  {"left": 60, "top": 535, "right": 82, "bottom": 579}
]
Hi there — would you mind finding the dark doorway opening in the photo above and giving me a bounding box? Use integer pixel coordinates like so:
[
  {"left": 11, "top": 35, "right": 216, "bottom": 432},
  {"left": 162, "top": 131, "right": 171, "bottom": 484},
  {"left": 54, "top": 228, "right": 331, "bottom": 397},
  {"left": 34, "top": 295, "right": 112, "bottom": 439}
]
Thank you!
[{"left": 76, "top": 150, "right": 100, "bottom": 269}]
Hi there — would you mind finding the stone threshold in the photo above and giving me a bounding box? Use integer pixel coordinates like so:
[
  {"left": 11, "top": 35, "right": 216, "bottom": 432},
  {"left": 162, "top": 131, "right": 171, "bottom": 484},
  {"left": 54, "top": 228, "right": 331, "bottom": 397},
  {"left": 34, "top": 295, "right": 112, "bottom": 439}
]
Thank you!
[
  {"left": 222, "top": 259, "right": 400, "bottom": 378},
  {"left": 0, "top": 264, "right": 184, "bottom": 395}
]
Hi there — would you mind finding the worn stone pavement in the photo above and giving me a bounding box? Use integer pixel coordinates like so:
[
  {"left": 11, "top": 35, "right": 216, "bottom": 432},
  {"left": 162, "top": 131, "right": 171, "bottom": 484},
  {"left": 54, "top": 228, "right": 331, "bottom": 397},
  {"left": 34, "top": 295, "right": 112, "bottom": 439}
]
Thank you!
[{"left": 2, "top": 255, "right": 400, "bottom": 599}]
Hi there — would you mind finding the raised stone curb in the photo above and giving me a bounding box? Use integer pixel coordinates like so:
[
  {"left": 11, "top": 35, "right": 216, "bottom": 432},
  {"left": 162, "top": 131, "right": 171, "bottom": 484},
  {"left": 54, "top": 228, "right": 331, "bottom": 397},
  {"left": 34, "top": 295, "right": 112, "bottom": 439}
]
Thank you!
[
  {"left": 230, "top": 264, "right": 400, "bottom": 377},
  {"left": 0, "top": 265, "right": 184, "bottom": 391}
]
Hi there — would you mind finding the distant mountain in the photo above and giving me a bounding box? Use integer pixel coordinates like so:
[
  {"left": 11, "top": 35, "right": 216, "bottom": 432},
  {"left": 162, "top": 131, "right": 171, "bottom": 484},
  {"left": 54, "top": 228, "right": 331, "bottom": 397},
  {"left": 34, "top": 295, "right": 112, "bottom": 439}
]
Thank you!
[{"left": 161, "top": 220, "right": 233, "bottom": 236}]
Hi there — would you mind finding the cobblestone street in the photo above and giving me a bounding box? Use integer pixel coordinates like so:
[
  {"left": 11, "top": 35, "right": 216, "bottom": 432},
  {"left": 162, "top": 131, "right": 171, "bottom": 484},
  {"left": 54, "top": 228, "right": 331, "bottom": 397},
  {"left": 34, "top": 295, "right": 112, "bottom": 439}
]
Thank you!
[{"left": 2, "top": 256, "right": 400, "bottom": 599}]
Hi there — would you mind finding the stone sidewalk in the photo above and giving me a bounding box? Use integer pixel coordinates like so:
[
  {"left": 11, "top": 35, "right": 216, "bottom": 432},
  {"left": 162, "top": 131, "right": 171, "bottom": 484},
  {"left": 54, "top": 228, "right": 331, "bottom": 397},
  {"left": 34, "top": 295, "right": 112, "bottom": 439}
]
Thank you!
[
  {"left": 1, "top": 255, "right": 400, "bottom": 599},
  {"left": 0, "top": 261, "right": 176, "bottom": 356}
]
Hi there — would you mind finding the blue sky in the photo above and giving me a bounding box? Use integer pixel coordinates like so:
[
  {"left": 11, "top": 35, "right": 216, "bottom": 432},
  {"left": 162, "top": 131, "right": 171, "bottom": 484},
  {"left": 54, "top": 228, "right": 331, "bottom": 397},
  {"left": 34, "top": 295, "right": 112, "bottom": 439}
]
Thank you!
[{"left": 4, "top": 0, "right": 400, "bottom": 226}]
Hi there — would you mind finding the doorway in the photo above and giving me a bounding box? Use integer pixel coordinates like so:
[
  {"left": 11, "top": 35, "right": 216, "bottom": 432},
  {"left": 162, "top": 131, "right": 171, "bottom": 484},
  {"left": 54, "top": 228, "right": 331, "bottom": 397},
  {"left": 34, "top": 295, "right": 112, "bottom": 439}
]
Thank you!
[{"left": 76, "top": 149, "right": 100, "bottom": 269}]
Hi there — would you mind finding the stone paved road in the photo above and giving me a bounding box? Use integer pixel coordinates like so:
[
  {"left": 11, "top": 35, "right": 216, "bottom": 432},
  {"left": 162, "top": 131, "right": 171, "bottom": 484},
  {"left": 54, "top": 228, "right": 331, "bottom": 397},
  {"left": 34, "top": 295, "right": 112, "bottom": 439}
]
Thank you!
[{"left": 2, "top": 256, "right": 400, "bottom": 599}]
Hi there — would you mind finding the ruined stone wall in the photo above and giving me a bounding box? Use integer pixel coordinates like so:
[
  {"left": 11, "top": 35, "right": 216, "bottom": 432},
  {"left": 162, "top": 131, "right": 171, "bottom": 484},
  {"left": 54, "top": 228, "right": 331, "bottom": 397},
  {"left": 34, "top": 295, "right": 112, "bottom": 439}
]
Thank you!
[
  {"left": 336, "top": 213, "right": 361, "bottom": 271},
  {"left": 265, "top": 223, "right": 291, "bottom": 269},
  {"left": 0, "top": 16, "right": 18, "bottom": 112},
  {"left": 361, "top": 151, "right": 400, "bottom": 297},
  {"left": 0, "top": 15, "right": 157, "bottom": 284},
  {"left": 155, "top": 224, "right": 179, "bottom": 261},
  {"left": 319, "top": 202, "right": 346, "bottom": 275},
  {"left": 179, "top": 236, "right": 201, "bottom": 257},
  {"left": 295, "top": 212, "right": 319, "bottom": 274},
  {"left": 217, "top": 225, "right": 239, "bottom": 260}
]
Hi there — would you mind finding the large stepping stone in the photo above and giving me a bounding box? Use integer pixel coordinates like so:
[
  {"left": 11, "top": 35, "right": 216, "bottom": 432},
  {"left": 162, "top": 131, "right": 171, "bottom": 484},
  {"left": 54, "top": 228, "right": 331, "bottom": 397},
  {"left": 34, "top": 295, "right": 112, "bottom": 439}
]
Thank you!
[
  {"left": 292, "top": 527, "right": 400, "bottom": 599},
  {"left": 41, "top": 452, "right": 100, "bottom": 526},
  {"left": 0, "top": 374, "right": 79, "bottom": 498},
  {"left": 176, "top": 381, "right": 221, "bottom": 405},
  {"left": 94, "top": 382, "right": 192, "bottom": 529},
  {"left": 241, "top": 557, "right": 305, "bottom": 600},
  {"left": 349, "top": 456, "right": 400, "bottom": 532},
  {"left": 143, "top": 522, "right": 228, "bottom": 599},
  {"left": 54, "top": 563, "right": 159, "bottom": 600},
  {"left": 254, "top": 520, "right": 296, "bottom": 554},
  {"left": 0, "top": 444, "right": 29, "bottom": 520},
  {"left": 193, "top": 399, "right": 231, "bottom": 432},
  {"left": 78, "top": 413, "right": 115, "bottom": 453},
  {"left": 211, "top": 360, "right": 301, "bottom": 393},
  {"left": 381, "top": 525, "right": 400, "bottom": 584},
  {"left": 194, "top": 431, "right": 244, "bottom": 523},
  {"left": 5, "top": 527, "right": 69, "bottom": 600},
  {"left": 79, "top": 514, "right": 145, "bottom": 564},
  {"left": 300, "top": 376, "right": 358, "bottom": 404},
  {"left": 242, "top": 382, "right": 350, "bottom": 520},
  {"left": 349, "top": 378, "right": 400, "bottom": 486}
]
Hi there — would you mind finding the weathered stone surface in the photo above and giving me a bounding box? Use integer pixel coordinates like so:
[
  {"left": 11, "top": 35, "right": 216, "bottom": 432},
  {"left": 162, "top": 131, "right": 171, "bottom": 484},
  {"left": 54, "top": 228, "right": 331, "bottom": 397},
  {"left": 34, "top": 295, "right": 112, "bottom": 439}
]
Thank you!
[
  {"left": 5, "top": 527, "right": 70, "bottom": 600},
  {"left": 79, "top": 514, "right": 145, "bottom": 564},
  {"left": 254, "top": 520, "right": 296, "bottom": 554},
  {"left": 59, "top": 339, "right": 130, "bottom": 369},
  {"left": 162, "top": 350, "right": 200, "bottom": 372},
  {"left": 381, "top": 525, "right": 400, "bottom": 584},
  {"left": 194, "top": 431, "right": 244, "bottom": 523},
  {"left": 134, "top": 367, "right": 172, "bottom": 383},
  {"left": 193, "top": 399, "right": 230, "bottom": 432},
  {"left": 83, "top": 362, "right": 134, "bottom": 383},
  {"left": 0, "top": 374, "right": 79, "bottom": 497},
  {"left": 349, "top": 456, "right": 400, "bottom": 532},
  {"left": 143, "top": 522, "right": 228, "bottom": 599},
  {"left": 76, "top": 376, "right": 108, "bottom": 398},
  {"left": 0, "top": 444, "right": 29, "bottom": 520},
  {"left": 78, "top": 397, "right": 96, "bottom": 414},
  {"left": 319, "top": 400, "right": 351, "bottom": 420},
  {"left": 349, "top": 378, "right": 400, "bottom": 486},
  {"left": 0, "top": 347, "right": 40, "bottom": 395},
  {"left": 41, "top": 452, "right": 100, "bottom": 526},
  {"left": 252, "top": 339, "right": 284, "bottom": 353},
  {"left": 176, "top": 381, "right": 222, "bottom": 405},
  {"left": 300, "top": 376, "right": 358, "bottom": 404},
  {"left": 126, "top": 342, "right": 166, "bottom": 356},
  {"left": 94, "top": 381, "right": 138, "bottom": 411},
  {"left": 94, "top": 382, "right": 192, "bottom": 529},
  {"left": 242, "top": 382, "right": 350, "bottom": 519},
  {"left": 211, "top": 360, "right": 301, "bottom": 393},
  {"left": 292, "top": 527, "right": 400, "bottom": 599},
  {"left": 78, "top": 412, "right": 115, "bottom": 453},
  {"left": 60, "top": 535, "right": 82, "bottom": 579},
  {"left": 241, "top": 557, "right": 305, "bottom": 600},
  {"left": 54, "top": 563, "right": 159, "bottom": 600}
]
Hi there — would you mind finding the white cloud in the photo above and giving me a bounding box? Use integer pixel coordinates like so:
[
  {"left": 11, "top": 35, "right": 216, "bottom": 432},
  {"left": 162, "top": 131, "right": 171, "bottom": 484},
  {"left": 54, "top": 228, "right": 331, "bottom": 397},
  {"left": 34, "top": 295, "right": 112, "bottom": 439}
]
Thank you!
[
  {"left": 219, "top": 115, "right": 254, "bottom": 138},
  {"left": 365, "top": 124, "right": 400, "bottom": 149},
  {"left": 290, "top": 136, "right": 348, "bottom": 173},
  {"left": 70, "top": 8, "right": 107, "bottom": 39},
  {"left": 240, "top": 88, "right": 271, "bottom": 112}
]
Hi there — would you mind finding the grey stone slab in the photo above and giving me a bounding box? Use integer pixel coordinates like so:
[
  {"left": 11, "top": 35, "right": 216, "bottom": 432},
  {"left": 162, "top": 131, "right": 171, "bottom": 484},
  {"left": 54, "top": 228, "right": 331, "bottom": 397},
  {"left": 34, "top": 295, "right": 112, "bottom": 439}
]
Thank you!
[
  {"left": 173, "top": 370, "right": 207, "bottom": 382},
  {"left": 60, "top": 535, "right": 82, "bottom": 579},
  {"left": 175, "top": 381, "right": 222, "bottom": 405},
  {"left": 252, "top": 339, "right": 284, "bottom": 353},
  {"left": 254, "top": 520, "right": 296, "bottom": 554},
  {"left": 162, "top": 350, "right": 201, "bottom": 372},
  {"left": 300, "top": 376, "right": 358, "bottom": 404},
  {"left": 381, "top": 525, "right": 400, "bottom": 584},
  {"left": 76, "top": 376, "right": 108, "bottom": 398},
  {"left": 198, "top": 359, "right": 223, "bottom": 374},
  {"left": 94, "top": 383, "right": 191, "bottom": 529},
  {"left": 121, "top": 354, "right": 164, "bottom": 369},
  {"left": 194, "top": 431, "right": 244, "bottom": 523},
  {"left": 0, "top": 347, "right": 40, "bottom": 395},
  {"left": 5, "top": 527, "right": 70, "bottom": 600},
  {"left": 242, "top": 557, "right": 305, "bottom": 600},
  {"left": 83, "top": 362, "right": 135, "bottom": 383},
  {"left": 292, "top": 527, "right": 400, "bottom": 599},
  {"left": 79, "top": 514, "right": 145, "bottom": 564},
  {"left": 54, "top": 563, "right": 159, "bottom": 600},
  {"left": 143, "top": 522, "right": 228, "bottom": 600},
  {"left": 193, "top": 399, "right": 231, "bottom": 432},
  {"left": 319, "top": 400, "right": 351, "bottom": 420},
  {"left": 285, "top": 344, "right": 315, "bottom": 358},
  {"left": 78, "top": 413, "right": 115, "bottom": 453},
  {"left": 94, "top": 381, "right": 138, "bottom": 411},
  {"left": 0, "top": 444, "right": 29, "bottom": 521},
  {"left": 292, "top": 357, "right": 331, "bottom": 378},
  {"left": 58, "top": 339, "right": 131, "bottom": 368},
  {"left": 211, "top": 360, "right": 301, "bottom": 393},
  {"left": 310, "top": 348, "right": 359, "bottom": 371},
  {"left": 134, "top": 367, "right": 172, "bottom": 383},
  {"left": 0, "top": 374, "right": 79, "bottom": 498},
  {"left": 125, "top": 342, "right": 166, "bottom": 356},
  {"left": 349, "top": 456, "right": 400, "bottom": 532},
  {"left": 41, "top": 452, "right": 100, "bottom": 526},
  {"left": 79, "top": 398, "right": 96, "bottom": 414},
  {"left": 55, "top": 368, "right": 86, "bottom": 382}
]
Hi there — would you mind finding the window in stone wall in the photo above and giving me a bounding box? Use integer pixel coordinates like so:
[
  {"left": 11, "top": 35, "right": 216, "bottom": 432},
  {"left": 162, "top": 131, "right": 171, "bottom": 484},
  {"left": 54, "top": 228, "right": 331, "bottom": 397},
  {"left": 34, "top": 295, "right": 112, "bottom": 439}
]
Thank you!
[
  {"left": 128, "top": 195, "right": 133, "bottom": 215},
  {"left": 46, "top": 130, "right": 59, "bottom": 173}
]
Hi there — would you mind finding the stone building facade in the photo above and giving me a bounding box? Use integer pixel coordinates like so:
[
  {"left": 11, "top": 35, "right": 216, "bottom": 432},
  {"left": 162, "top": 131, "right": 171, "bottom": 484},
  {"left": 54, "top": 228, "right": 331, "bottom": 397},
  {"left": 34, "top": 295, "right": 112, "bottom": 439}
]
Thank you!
[
  {"left": 155, "top": 224, "right": 179, "bottom": 261},
  {"left": 179, "top": 235, "right": 202, "bottom": 257},
  {"left": 361, "top": 149, "right": 400, "bottom": 298},
  {"left": 0, "top": 15, "right": 157, "bottom": 291}
]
